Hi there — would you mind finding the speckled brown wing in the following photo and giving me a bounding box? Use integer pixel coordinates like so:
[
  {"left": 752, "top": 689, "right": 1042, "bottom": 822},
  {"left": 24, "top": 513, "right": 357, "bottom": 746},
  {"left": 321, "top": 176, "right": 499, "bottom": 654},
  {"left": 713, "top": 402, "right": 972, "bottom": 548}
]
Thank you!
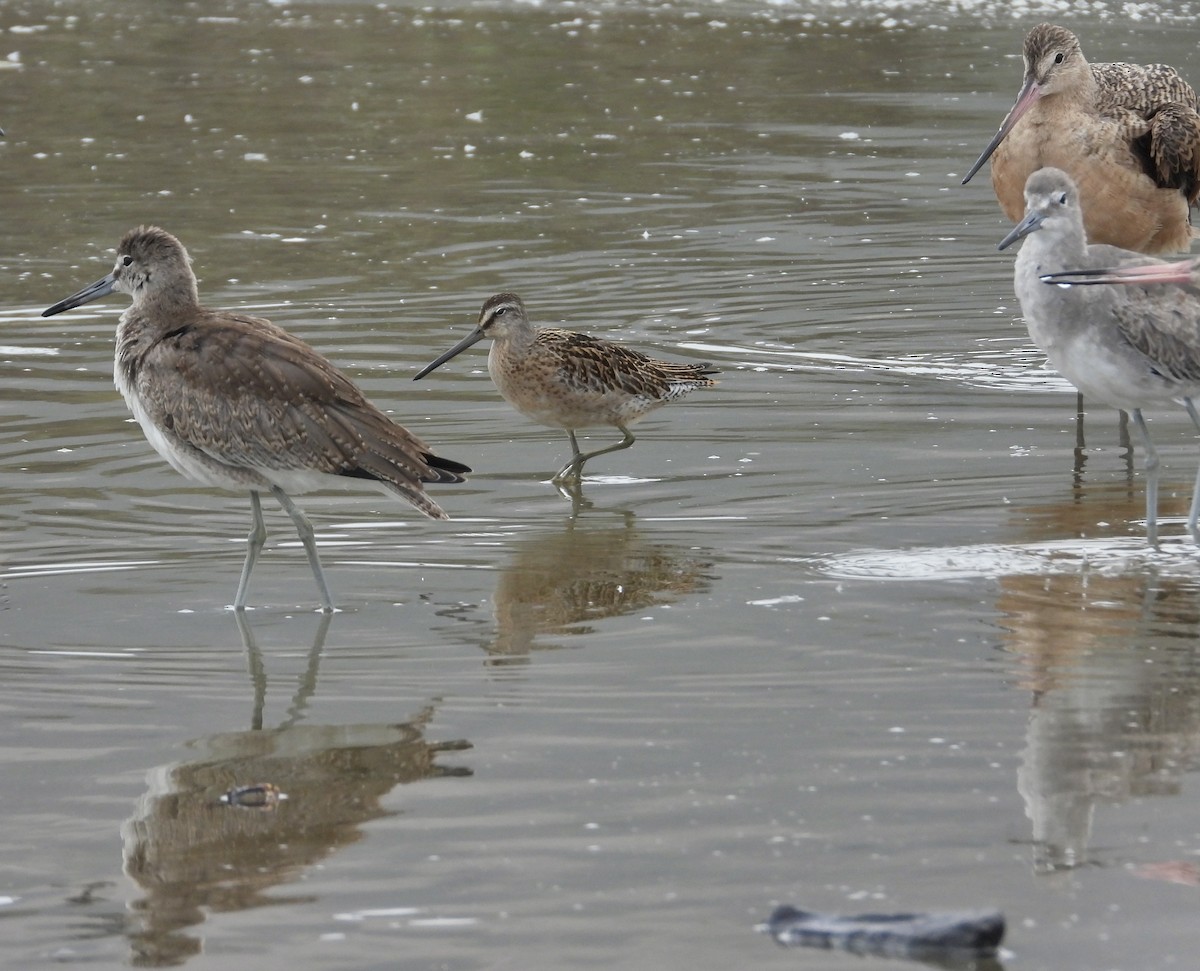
[
  {"left": 1112, "top": 285, "right": 1200, "bottom": 384},
  {"left": 1094, "top": 62, "right": 1200, "bottom": 198},
  {"left": 1093, "top": 62, "right": 1200, "bottom": 115},
  {"left": 539, "top": 329, "right": 717, "bottom": 400},
  {"left": 132, "top": 311, "right": 465, "bottom": 517},
  {"left": 1145, "top": 103, "right": 1200, "bottom": 201}
]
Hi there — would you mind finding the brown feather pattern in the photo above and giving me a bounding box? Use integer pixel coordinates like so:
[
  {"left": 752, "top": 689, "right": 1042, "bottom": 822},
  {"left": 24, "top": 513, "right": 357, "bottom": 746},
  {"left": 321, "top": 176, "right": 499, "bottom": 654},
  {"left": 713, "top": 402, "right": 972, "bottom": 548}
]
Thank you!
[
  {"left": 972, "top": 24, "right": 1200, "bottom": 254},
  {"left": 43, "top": 225, "right": 468, "bottom": 608},
  {"left": 415, "top": 291, "right": 717, "bottom": 480},
  {"left": 103, "top": 230, "right": 466, "bottom": 520}
]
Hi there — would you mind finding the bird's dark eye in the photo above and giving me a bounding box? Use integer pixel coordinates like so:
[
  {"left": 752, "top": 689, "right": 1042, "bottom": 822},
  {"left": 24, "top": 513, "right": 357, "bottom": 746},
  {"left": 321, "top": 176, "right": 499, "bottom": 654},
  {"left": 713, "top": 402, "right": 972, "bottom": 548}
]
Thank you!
[
  {"left": 1058, "top": 192, "right": 1067, "bottom": 204},
  {"left": 494, "top": 307, "right": 506, "bottom": 317},
  {"left": 122, "top": 256, "right": 133, "bottom": 266},
  {"left": 1053, "top": 52, "right": 1064, "bottom": 64}
]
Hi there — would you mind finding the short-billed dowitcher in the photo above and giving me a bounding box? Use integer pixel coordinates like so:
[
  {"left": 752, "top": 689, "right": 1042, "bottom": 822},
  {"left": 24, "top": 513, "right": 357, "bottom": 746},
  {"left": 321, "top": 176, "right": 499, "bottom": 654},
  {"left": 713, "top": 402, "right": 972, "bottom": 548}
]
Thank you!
[
  {"left": 413, "top": 292, "right": 717, "bottom": 482},
  {"left": 963, "top": 24, "right": 1200, "bottom": 254},
  {"left": 42, "top": 226, "right": 469, "bottom": 611},
  {"left": 997, "top": 167, "right": 1200, "bottom": 544}
]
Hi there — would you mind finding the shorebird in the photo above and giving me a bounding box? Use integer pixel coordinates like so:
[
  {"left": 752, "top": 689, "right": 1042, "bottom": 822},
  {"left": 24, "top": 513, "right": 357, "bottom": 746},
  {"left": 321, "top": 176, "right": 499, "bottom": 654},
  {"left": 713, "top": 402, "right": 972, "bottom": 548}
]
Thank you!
[
  {"left": 997, "top": 167, "right": 1200, "bottom": 545},
  {"left": 963, "top": 23, "right": 1200, "bottom": 254},
  {"left": 413, "top": 292, "right": 718, "bottom": 482},
  {"left": 42, "top": 226, "right": 469, "bottom": 612}
]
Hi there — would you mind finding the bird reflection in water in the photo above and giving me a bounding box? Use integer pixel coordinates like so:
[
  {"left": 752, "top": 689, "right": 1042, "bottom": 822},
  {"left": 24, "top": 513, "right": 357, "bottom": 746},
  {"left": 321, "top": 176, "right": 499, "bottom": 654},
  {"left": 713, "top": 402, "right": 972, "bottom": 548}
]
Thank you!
[
  {"left": 997, "top": 500, "right": 1200, "bottom": 874},
  {"left": 120, "top": 614, "right": 472, "bottom": 966},
  {"left": 485, "top": 509, "right": 716, "bottom": 661}
]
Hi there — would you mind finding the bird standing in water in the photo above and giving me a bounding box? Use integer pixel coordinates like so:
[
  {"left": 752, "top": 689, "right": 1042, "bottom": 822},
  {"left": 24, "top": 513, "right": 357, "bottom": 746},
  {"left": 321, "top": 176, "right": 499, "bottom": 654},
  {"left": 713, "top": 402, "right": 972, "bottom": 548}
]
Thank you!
[
  {"left": 414, "top": 292, "right": 717, "bottom": 482},
  {"left": 42, "top": 226, "right": 469, "bottom": 612},
  {"left": 998, "top": 168, "right": 1200, "bottom": 545},
  {"left": 964, "top": 23, "right": 1200, "bottom": 254}
]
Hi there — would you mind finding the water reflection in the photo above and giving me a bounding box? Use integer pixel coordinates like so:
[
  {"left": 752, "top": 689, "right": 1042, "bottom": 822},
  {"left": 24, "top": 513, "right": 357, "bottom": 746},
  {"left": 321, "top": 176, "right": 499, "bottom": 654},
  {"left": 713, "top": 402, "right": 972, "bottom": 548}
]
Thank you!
[
  {"left": 999, "top": 565, "right": 1200, "bottom": 874},
  {"left": 485, "top": 507, "right": 716, "bottom": 660},
  {"left": 120, "top": 616, "right": 472, "bottom": 967},
  {"left": 819, "top": 481, "right": 1200, "bottom": 881}
]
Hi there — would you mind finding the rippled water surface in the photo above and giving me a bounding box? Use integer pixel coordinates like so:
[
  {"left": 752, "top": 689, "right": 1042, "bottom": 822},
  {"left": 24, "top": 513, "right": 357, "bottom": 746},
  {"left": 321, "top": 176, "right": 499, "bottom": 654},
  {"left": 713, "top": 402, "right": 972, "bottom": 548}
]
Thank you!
[{"left": 4, "top": 1, "right": 1200, "bottom": 969}]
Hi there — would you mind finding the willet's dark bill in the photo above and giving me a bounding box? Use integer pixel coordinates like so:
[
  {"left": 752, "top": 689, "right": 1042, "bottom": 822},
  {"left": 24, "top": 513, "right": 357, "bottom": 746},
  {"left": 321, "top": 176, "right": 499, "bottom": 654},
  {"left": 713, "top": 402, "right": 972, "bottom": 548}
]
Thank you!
[
  {"left": 413, "top": 292, "right": 718, "bottom": 483},
  {"left": 42, "top": 226, "right": 469, "bottom": 612},
  {"left": 998, "top": 167, "right": 1200, "bottom": 546},
  {"left": 963, "top": 23, "right": 1200, "bottom": 255}
]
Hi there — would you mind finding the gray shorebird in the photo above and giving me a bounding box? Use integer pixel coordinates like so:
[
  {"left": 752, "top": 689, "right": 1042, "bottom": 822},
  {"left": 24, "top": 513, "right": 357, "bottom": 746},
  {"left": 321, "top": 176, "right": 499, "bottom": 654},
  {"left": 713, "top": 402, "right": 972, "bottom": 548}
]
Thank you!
[
  {"left": 998, "top": 167, "right": 1200, "bottom": 545},
  {"left": 413, "top": 292, "right": 718, "bottom": 482},
  {"left": 42, "top": 226, "right": 469, "bottom": 612},
  {"left": 963, "top": 23, "right": 1200, "bottom": 254}
]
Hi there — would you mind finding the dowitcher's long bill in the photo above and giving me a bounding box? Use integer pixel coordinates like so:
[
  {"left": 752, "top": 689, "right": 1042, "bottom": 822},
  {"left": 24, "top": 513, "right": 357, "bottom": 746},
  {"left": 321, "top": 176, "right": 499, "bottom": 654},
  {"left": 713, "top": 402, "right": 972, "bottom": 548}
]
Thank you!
[
  {"left": 42, "top": 226, "right": 469, "bottom": 612},
  {"left": 414, "top": 292, "right": 717, "bottom": 483},
  {"left": 965, "top": 23, "right": 1200, "bottom": 254},
  {"left": 998, "top": 167, "right": 1200, "bottom": 545}
]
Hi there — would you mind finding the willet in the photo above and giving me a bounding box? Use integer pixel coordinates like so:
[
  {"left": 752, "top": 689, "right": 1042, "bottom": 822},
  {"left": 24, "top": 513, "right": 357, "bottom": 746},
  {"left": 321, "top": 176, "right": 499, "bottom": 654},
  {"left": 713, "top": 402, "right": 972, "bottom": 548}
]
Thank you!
[
  {"left": 42, "top": 226, "right": 469, "bottom": 612},
  {"left": 963, "top": 23, "right": 1200, "bottom": 254},
  {"left": 997, "top": 167, "right": 1200, "bottom": 545},
  {"left": 413, "top": 292, "right": 717, "bottom": 482}
]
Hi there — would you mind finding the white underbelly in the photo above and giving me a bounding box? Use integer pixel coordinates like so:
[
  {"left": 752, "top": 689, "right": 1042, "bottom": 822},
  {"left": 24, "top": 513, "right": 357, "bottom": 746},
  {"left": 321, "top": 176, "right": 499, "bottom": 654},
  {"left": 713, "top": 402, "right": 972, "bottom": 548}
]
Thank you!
[
  {"left": 1043, "top": 331, "right": 1192, "bottom": 413},
  {"left": 116, "top": 375, "right": 350, "bottom": 496}
]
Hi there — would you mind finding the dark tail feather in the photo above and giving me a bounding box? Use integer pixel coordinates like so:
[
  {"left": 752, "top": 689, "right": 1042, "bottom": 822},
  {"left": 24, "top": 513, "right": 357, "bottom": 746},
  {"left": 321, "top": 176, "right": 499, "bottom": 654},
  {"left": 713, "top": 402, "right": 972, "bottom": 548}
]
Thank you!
[{"left": 422, "top": 452, "right": 471, "bottom": 482}]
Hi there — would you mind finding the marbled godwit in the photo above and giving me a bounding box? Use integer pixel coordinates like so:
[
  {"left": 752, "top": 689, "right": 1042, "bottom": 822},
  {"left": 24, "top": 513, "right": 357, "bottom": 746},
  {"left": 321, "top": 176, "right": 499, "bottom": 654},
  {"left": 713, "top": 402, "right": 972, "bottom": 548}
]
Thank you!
[
  {"left": 964, "top": 23, "right": 1200, "bottom": 254},
  {"left": 997, "top": 167, "right": 1200, "bottom": 544},
  {"left": 42, "top": 226, "right": 469, "bottom": 612},
  {"left": 413, "top": 292, "right": 717, "bottom": 482}
]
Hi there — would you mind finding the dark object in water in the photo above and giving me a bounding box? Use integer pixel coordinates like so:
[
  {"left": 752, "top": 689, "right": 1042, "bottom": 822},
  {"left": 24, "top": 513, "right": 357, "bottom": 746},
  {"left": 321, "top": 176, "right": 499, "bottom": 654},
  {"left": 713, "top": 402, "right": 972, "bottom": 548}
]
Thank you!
[
  {"left": 218, "top": 783, "right": 287, "bottom": 810},
  {"left": 765, "top": 905, "right": 1005, "bottom": 960}
]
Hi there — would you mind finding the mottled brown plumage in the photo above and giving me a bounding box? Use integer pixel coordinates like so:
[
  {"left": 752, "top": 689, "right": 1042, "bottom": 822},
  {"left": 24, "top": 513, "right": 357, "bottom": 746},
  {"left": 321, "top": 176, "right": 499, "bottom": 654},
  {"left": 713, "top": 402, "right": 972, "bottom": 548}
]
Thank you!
[
  {"left": 414, "top": 292, "right": 717, "bottom": 482},
  {"left": 42, "top": 225, "right": 469, "bottom": 611},
  {"left": 964, "top": 24, "right": 1200, "bottom": 254}
]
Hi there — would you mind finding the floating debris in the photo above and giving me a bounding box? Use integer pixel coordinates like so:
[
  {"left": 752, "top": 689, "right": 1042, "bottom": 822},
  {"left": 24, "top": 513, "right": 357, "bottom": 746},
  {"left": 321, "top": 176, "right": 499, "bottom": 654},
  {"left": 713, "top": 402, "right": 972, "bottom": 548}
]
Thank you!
[
  {"left": 764, "top": 905, "right": 1005, "bottom": 961},
  {"left": 219, "top": 783, "right": 287, "bottom": 810}
]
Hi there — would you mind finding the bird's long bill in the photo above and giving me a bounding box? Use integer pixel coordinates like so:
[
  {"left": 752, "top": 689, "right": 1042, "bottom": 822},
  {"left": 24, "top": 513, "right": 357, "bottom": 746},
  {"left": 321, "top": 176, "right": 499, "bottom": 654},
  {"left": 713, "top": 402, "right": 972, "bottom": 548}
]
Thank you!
[
  {"left": 41, "top": 272, "right": 117, "bottom": 317},
  {"left": 996, "top": 210, "right": 1044, "bottom": 251},
  {"left": 1040, "top": 261, "right": 1196, "bottom": 287},
  {"left": 961, "top": 79, "right": 1041, "bottom": 186},
  {"left": 412, "top": 327, "right": 487, "bottom": 380}
]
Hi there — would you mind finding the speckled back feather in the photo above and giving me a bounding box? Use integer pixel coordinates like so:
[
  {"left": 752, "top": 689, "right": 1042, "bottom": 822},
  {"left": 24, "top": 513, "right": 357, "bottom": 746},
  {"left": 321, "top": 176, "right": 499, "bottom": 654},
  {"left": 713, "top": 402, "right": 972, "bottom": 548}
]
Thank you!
[
  {"left": 1027, "top": 24, "right": 1200, "bottom": 203},
  {"left": 535, "top": 329, "right": 718, "bottom": 402}
]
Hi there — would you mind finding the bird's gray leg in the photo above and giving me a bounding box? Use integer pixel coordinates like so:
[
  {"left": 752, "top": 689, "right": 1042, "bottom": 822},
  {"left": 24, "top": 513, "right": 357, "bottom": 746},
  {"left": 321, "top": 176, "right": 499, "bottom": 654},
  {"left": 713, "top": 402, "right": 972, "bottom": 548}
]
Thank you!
[
  {"left": 1183, "top": 398, "right": 1200, "bottom": 545},
  {"left": 553, "top": 425, "right": 637, "bottom": 482},
  {"left": 1129, "top": 408, "right": 1160, "bottom": 547},
  {"left": 554, "top": 430, "right": 586, "bottom": 482},
  {"left": 271, "top": 485, "right": 336, "bottom": 612},
  {"left": 233, "top": 490, "right": 268, "bottom": 611}
]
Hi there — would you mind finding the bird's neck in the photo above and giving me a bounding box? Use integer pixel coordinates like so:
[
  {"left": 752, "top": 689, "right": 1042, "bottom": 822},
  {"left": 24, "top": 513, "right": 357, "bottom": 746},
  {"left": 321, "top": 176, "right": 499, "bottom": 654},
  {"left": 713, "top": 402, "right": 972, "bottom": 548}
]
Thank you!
[
  {"left": 499, "top": 322, "right": 542, "bottom": 353},
  {"left": 126, "top": 285, "right": 203, "bottom": 334}
]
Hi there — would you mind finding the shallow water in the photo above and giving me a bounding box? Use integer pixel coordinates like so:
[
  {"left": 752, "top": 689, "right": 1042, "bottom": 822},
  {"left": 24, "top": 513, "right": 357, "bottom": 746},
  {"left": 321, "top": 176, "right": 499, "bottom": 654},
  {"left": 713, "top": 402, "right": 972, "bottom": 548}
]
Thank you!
[{"left": 4, "top": 2, "right": 1200, "bottom": 969}]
